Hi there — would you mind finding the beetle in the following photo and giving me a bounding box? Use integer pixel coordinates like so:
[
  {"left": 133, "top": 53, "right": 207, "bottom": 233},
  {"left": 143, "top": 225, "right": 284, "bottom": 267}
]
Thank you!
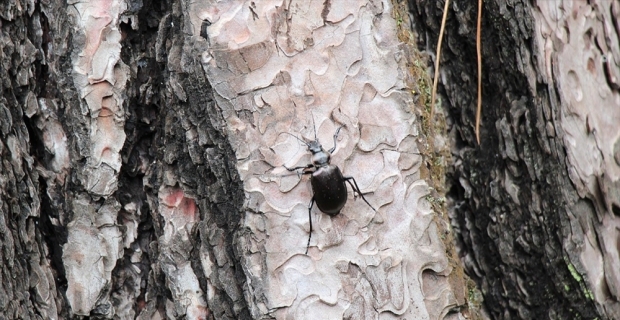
[{"left": 282, "top": 124, "right": 377, "bottom": 254}]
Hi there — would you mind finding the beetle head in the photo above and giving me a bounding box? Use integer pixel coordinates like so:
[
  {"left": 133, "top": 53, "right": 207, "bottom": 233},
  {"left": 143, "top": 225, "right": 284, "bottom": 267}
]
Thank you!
[
  {"left": 307, "top": 140, "right": 323, "bottom": 154},
  {"left": 279, "top": 123, "right": 333, "bottom": 166}
]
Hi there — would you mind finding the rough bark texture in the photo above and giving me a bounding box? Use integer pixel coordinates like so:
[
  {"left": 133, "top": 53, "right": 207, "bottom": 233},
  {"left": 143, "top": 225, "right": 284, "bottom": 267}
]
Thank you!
[
  {"left": 0, "top": 0, "right": 249, "bottom": 318},
  {"left": 195, "top": 0, "right": 464, "bottom": 318},
  {"left": 411, "top": 0, "right": 620, "bottom": 319},
  {"left": 0, "top": 1, "right": 66, "bottom": 318},
  {"left": 0, "top": 0, "right": 469, "bottom": 319}
]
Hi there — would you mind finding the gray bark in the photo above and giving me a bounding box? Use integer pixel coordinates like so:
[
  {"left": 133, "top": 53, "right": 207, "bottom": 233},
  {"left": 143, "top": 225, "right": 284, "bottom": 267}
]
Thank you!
[
  {"left": 1, "top": 0, "right": 249, "bottom": 318},
  {"left": 410, "top": 0, "right": 619, "bottom": 319}
]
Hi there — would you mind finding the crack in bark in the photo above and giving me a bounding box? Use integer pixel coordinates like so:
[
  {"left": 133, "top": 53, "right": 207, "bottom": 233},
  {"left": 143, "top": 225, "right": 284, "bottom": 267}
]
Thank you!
[{"left": 410, "top": 0, "right": 602, "bottom": 318}]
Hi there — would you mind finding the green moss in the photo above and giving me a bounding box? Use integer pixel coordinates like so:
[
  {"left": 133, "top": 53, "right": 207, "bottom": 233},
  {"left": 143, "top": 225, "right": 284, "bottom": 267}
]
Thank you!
[
  {"left": 567, "top": 262, "right": 582, "bottom": 282},
  {"left": 565, "top": 258, "right": 594, "bottom": 300}
]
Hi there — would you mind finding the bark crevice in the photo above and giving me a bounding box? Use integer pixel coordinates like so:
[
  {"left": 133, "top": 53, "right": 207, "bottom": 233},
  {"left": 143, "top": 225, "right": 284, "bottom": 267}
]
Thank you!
[{"left": 410, "top": 0, "right": 603, "bottom": 318}]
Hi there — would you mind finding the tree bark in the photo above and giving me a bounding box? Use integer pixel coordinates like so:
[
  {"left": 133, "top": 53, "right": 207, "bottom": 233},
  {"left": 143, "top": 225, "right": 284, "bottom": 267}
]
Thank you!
[
  {"left": 0, "top": 0, "right": 469, "bottom": 319},
  {"left": 0, "top": 0, "right": 608, "bottom": 319},
  {"left": 197, "top": 0, "right": 468, "bottom": 318},
  {"left": 410, "top": 0, "right": 620, "bottom": 319}
]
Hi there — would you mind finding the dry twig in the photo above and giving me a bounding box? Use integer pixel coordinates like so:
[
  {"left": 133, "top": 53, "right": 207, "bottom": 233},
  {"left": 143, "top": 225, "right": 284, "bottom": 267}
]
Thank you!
[
  {"left": 475, "top": 0, "right": 483, "bottom": 144},
  {"left": 431, "top": 0, "right": 484, "bottom": 145},
  {"left": 430, "top": 0, "right": 450, "bottom": 124}
]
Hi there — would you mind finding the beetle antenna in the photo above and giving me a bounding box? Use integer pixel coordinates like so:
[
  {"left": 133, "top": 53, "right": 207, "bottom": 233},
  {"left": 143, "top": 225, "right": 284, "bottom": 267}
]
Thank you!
[
  {"left": 278, "top": 132, "right": 309, "bottom": 146},
  {"left": 311, "top": 112, "right": 318, "bottom": 141}
]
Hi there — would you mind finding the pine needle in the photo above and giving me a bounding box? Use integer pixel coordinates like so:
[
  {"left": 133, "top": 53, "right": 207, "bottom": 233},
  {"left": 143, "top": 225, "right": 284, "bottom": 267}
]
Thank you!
[
  {"left": 475, "top": 0, "right": 483, "bottom": 144},
  {"left": 430, "top": 0, "right": 450, "bottom": 125}
]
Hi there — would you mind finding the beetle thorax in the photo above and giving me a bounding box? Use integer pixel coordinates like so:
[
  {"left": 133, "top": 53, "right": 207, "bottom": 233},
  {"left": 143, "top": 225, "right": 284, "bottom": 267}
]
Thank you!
[{"left": 311, "top": 149, "right": 330, "bottom": 167}]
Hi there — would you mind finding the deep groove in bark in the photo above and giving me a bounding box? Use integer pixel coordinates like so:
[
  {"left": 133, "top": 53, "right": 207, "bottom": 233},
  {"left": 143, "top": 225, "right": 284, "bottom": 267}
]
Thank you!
[
  {"left": 410, "top": 0, "right": 600, "bottom": 318},
  {"left": 183, "top": 66, "right": 252, "bottom": 319}
]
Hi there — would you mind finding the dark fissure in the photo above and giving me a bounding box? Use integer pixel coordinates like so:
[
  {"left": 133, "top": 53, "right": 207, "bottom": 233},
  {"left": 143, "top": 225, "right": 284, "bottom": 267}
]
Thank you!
[{"left": 409, "top": 0, "right": 599, "bottom": 318}]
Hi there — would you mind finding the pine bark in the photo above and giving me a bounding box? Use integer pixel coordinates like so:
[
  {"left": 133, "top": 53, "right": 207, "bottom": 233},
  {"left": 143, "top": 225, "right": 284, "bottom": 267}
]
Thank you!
[
  {"left": 1, "top": 0, "right": 249, "bottom": 318},
  {"left": 6, "top": 0, "right": 617, "bottom": 319},
  {"left": 0, "top": 0, "right": 467, "bottom": 319},
  {"left": 410, "top": 0, "right": 620, "bottom": 319}
]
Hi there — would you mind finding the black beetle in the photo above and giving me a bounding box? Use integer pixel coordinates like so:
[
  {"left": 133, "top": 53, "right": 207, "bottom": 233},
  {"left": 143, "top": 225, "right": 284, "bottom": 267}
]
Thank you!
[{"left": 282, "top": 124, "right": 377, "bottom": 254}]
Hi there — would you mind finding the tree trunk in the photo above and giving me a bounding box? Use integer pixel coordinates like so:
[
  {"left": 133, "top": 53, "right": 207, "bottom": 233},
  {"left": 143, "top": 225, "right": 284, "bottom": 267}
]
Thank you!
[
  {"left": 410, "top": 0, "right": 620, "bottom": 319},
  {"left": 0, "top": 0, "right": 469, "bottom": 319}
]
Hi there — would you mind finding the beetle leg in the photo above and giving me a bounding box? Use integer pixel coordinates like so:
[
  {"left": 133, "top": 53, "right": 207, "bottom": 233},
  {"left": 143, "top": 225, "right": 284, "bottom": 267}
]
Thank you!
[
  {"left": 306, "top": 197, "right": 315, "bottom": 254},
  {"left": 284, "top": 164, "right": 315, "bottom": 178},
  {"left": 343, "top": 176, "right": 364, "bottom": 198},
  {"left": 283, "top": 164, "right": 313, "bottom": 171},
  {"left": 283, "top": 163, "right": 314, "bottom": 172},
  {"left": 344, "top": 176, "right": 377, "bottom": 212},
  {"left": 301, "top": 167, "right": 315, "bottom": 175},
  {"left": 328, "top": 125, "right": 345, "bottom": 153}
]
